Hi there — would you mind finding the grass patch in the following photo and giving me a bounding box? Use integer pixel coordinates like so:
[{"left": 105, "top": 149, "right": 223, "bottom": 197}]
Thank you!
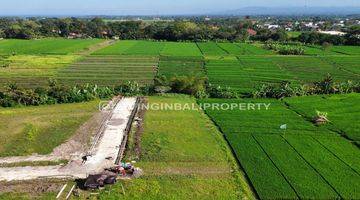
[{"left": 0, "top": 101, "right": 99, "bottom": 157}]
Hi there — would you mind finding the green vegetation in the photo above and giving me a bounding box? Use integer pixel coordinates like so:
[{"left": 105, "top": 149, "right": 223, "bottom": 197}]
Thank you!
[
  {"left": 0, "top": 55, "right": 80, "bottom": 87},
  {"left": 330, "top": 46, "right": 360, "bottom": 55},
  {"left": 98, "top": 95, "right": 253, "bottom": 199},
  {"left": 0, "top": 101, "right": 98, "bottom": 156},
  {"left": 286, "top": 135, "right": 360, "bottom": 199},
  {"left": 206, "top": 57, "right": 294, "bottom": 93},
  {"left": 239, "top": 43, "right": 274, "bottom": 55},
  {"left": 327, "top": 56, "right": 360, "bottom": 74},
  {"left": 0, "top": 39, "right": 102, "bottom": 55},
  {"left": 124, "top": 41, "right": 165, "bottom": 55},
  {"left": 287, "top": 31, "right": 302, "bottom": 38},
  {"left": 92, "top": 40, "right": 138, "bottom": 55},
  {"left": 284, "top": 93, "right": 360, "bottom": 141},
  {"left": 161, "top": 42, "right": 203, "bottom": 57},
  {"left": 264, "top": 42, "right": 305, "bottom": 55},
  {"left": 200, "top": 97, "right": 360, "bottom": 199},
  {"left": 255, "top": 134, "right": 338, "bottom": 199},
  {"left": 158, "top": 56, "right": 204, "bottom": 78},
  {"left": 270, "top": 56, "right": 359, "bottom": 83},
  {"left": 197, "top": 42, "right": 228, "bottom": 56},
  {"left": 0, "top": 38, "right": 360, "bottom": 200},
  {"left": 57, "top": 55, "right": 157, "bottom": 86}
]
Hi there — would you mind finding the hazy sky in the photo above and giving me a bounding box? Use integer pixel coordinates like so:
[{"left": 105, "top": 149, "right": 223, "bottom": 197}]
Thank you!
[{"left": 0, "top": 0, "right": 359, "bottom": 15}]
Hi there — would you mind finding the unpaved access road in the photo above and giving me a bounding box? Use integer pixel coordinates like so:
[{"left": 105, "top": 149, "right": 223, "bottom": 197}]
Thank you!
[{"left": 0, "top": 97, "right": 137, "bottom": 182}]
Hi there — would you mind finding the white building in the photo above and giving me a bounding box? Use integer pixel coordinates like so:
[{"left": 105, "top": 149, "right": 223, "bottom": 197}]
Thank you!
[{"left": 318, "top": 31, "right": 346, "bottom": 36}]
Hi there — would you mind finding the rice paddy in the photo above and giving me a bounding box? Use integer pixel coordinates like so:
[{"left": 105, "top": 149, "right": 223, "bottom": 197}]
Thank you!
[
  {"left": 200, "top": 95, "right": 360, "bottom": 199},
  {"left": 0, "top": 39, "right": 102, "bottom": 55}
]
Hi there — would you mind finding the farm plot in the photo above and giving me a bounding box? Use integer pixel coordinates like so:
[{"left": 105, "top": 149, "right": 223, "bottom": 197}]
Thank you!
[
  {"left": 57, "top": 55, "right": 158, "bottom": 86},
  {"left": 302, "top": 45, "right": 342, "bottom": 55},
  {"left": 200, "top": 98, "right": 331, "bottom": 136},
  {"left": 123, "top": 41, "right": 165, "bottom": 55},
  {"left": 91, "top": 40, "right": 138, "bottom": 55},
  {"left": 285, "top": 135, "right": 360, "bottom": 199},
  {"left": 200, "top": 97, "right": 360, "bottom": 199},
  {"left": 206, "top": 56, "right": 295, "bottom": 93},
  {"left": 325, "top": 56, "right": 360, "bottom": 75},
  {"left": 0, "top": 55, "right": 80, "bottom": 88},
  {"left": 0, "top": 39, "right": 102, "bottom": 55},
  {"left": 270, "top": 56, "right": 360, "bottom": 83},
  {"left": 161, "top": 42, "right": 203, "bottom": 57},
  {"left": 0, "top": 101, "right": 99, "bottom": 157},
  {"left": 216, "top": 43, "right": 273, "bottom": 55},
  {"left": 97, "top": 95, "right": 253, "bottom": 199},
  {"left": 197, "top": 42, "right": 228, "bottom": 57},
  {"left": 158, "top": 56, "right": 205, "bottom": 78},
  {"left": 330, "top": 46, "right": 360, "bottom": 55},
  {"left": 237, "top": 43, "right": 274, "bottom": 55},
  {"left": 216, "top": 43, "right": 243, "bottom": 55},
  {"left": 284, "top": 93, "right": 360, "bottom": 141}
]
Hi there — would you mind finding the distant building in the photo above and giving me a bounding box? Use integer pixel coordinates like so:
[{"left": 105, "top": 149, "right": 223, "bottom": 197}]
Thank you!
[
  {"left": 247, "top": 29, "right": 257, "bottom": 36},
  {"left": 304, "top": 22, "right": 318, "bottom": 29},
  {"left": 318, "top": 31, "right": 346, "bottom": 36},
  {"left": 265, "top": 24, "right": 280, "bottom": 29},
  {"left": 204, "top": 17, "right": 211, "bottom": 21}
]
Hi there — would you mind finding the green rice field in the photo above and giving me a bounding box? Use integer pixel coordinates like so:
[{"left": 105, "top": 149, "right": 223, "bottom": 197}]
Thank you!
[
  {"left": 158, "top": 56, "right": 205, "bottom": 78},
  {"left": 200, "top": 95, "right": 360, "bottom": 199},
  {"left": 284, "top": 93, "right": 360, "bottom": 141},
  {"left": 57, "top": 55, "right": 158, "bottom": 86},
  {"left": 0, "top": 39, "right": 102, "bottom": 55}
]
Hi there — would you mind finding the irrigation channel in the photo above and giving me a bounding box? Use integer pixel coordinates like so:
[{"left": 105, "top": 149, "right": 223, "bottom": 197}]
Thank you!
[{"left": 0, "top": 97, "right": 138, "bottom": 181}]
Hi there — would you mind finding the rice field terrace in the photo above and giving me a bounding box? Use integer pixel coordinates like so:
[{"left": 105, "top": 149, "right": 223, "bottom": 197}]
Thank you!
[
  {"left": 200, "top": 95, "right": 360, "bottom": 199},
  {"left": 56, "top": 55, "right": 158, "bottom": 86}
]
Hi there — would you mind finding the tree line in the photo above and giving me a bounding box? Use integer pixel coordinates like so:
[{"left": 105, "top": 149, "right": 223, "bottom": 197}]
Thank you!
[{"left": 0, "top": 17, "right": 359, "bottom": 45}]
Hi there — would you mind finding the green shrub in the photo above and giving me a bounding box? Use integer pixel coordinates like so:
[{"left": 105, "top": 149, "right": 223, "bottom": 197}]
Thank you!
[
  {"left": 207, "top": 84, "right": 239, "bottom": 99},
  {"left": 264, "top": 41, "right": 305, "bottom": 55},
  {"left": 252, "top": 75, "right": 360, "bottom": 99}
]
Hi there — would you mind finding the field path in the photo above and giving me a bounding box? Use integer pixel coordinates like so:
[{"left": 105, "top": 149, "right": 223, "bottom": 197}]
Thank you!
[
  {"left": 0, "top": 97, "right": 137, "bottom": 181},
  {"left": 76, "top": 39, "right": 116, "bottom": 55}
]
